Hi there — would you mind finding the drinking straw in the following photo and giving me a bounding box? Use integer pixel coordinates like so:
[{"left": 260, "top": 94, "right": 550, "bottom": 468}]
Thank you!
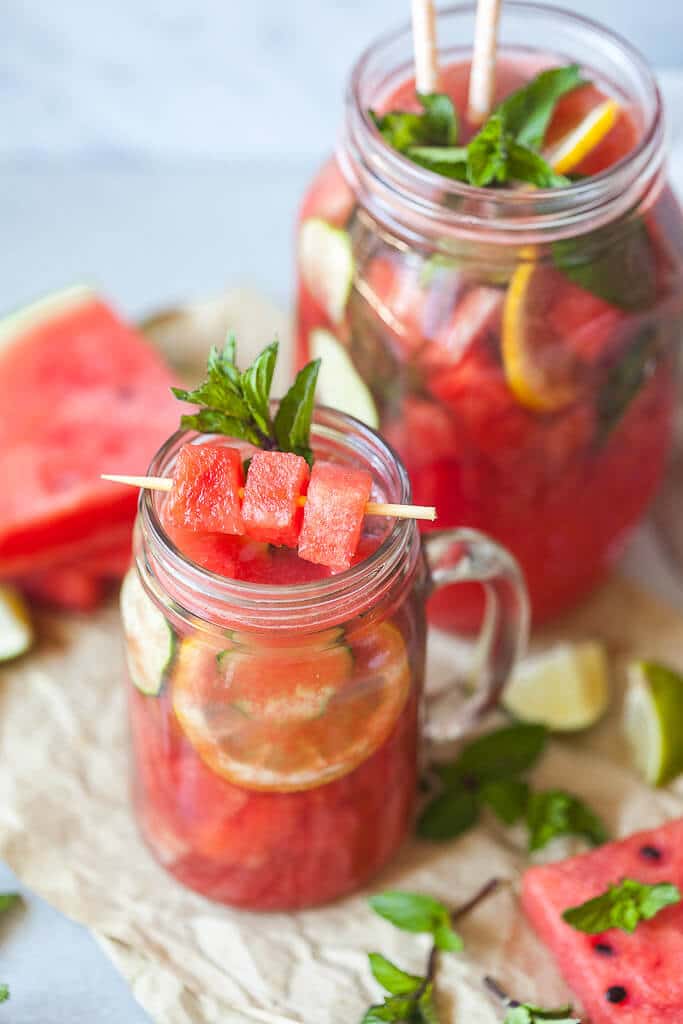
[
  {"left": 468, "top": 0, "right": 503, "bottom": 124},
  {"left": 411, "top": 0, "right": 440, "bottom": 94}
]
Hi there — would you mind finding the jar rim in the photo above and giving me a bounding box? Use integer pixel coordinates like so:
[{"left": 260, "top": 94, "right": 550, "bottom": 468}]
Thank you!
[
  {"left": 136, "top": 407, "right": 420, "bottom": 633},
  {"left": 341, "top": 1, "right": 666, "bottom": 243}
]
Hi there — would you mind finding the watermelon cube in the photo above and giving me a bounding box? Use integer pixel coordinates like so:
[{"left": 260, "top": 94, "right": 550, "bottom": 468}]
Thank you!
[
  {"left": 298, "top": 461, "right": 372, "bottom": 569},
  {"left": 241, "top": 451, "right": 310, "bottom": 547},
  {"left": 167, "top": 444, "right": 245, "bottom": 535},
  {"left": 522, "top": 817, "right": 683, "bottom": 1023}
]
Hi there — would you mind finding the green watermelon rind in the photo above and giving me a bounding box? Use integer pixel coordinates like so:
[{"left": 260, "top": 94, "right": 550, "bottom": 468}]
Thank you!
[{"left": 0, "top": 284, "right": 94, "bottom": 352}]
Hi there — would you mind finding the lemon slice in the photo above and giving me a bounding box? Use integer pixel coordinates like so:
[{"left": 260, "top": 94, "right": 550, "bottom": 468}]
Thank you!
[
  {"left": 0, "top": 585, "right": 34, "bottom": 662},
  {"left": 299, "top": 218, "right": 354, "bottom": 324},
  {"left": 310, "top": 328, "right": 379, "bottom": 428},
  {"left": 623, "top": 661, "right": 683, "bottom": 786},
  {"left": 545, "top": 99, "right": 620, "bottom": 175},
  {"left": 503, "top": 642, "right": 609, "bottom": 731}
]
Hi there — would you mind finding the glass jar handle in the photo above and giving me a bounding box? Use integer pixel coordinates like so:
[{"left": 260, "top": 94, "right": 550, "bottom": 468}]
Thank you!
[{"left": 422, "top": 528, "right": 529, "bottom": 741}]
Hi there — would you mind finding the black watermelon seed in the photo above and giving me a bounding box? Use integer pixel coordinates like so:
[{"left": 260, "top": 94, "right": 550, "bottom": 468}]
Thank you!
[
  {"left": 640, "top": 844, "right": 663, "bottom": 861},
  {"left": 606, "top": 986, "right": 628, "bottom": 1004},
  {"left": 594, "top": 942, "right": 614, "bottom": 956}
]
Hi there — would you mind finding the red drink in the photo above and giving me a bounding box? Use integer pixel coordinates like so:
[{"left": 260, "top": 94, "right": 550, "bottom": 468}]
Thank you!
[
  {"left": 295, "top": 6, "right": 683, "bottom": 628},
  {"left": 122, "top": 411, "right": 527, "bottom": 909}
]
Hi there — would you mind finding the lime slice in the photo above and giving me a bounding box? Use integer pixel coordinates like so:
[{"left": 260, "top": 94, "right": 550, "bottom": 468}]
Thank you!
[
  {"left": 623, "top": 661, "right": 683, "bottom": 786},
  {"left": 503, "top": 642, "right": 609, "bottom": 731},
  {"left": 0, "top": 585, "right": 34, "bottom": 662},
  {"left": 310, "top": 328, "right": 379, "bottom": 428},
  {"left": 299, "top": 218, "right": 354, "bottom": 324},
  {"left": 120, "top": 569, "right": 175, "bottom": 696}
]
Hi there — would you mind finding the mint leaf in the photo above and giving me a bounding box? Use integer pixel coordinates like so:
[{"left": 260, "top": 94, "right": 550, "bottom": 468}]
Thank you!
[
  {"left": 369, "top": 892, "right": 461, "bottom": 950},
  {"left": 240, "top": 340, "right": 277, "bottom": 436},
  {"left": 406, "top": 145, "right": 468, "bottom": 180},
  {"left": 497, "top": 65, "right": 585, "bottom": 149},
  {"left": 368, "top": 953, "right": 423, "bottom": 995},
  {"left": 563, "top": 878, "right": 680, "bottom": 935},
  {"left": 596, "top": 325, "right": 661, "bottom": 441},
  {"left": 371, "top": 92, "right": 458, "bottom": 152},
  {"left": 179, "top": 409, "right": 261, "bottom": 445},
  {"left": 0, "top": 985, "right": 8, "bottom": 1004},
  {"left": 527, "top": 789, "right": 607, "bottom": 852},
  {"left": 553, "top": 220, "right": 658, "bottom": 311},
  {"left": 274, "top": 358, "right": 321, "bottom": 464},
  {"left": 467, "top": 115, "right": 510, "bottom": 186},
  {"left": 417, "top": 788, "right": 479, "bottom": 841},
  {"left": 417, "top": 983, "right": 440, "bottom": 1023},
  {"left": 505, "top": 1005, "right": 579, "bottom": 1024},
  {"left": 362, "top": 994, "right": 419, "bottom": 1023},
  {"left": 480, "top": 779, "right": 530, "bottom": 825},
  {"left": 507, "top": 142, "right": 570, "bottom": 188},
  {"left": 437, "top": 724, "right": 548, "bottom": 788},
  {"left": 0, "top": 893, "right": 20, "bottom": 914}
]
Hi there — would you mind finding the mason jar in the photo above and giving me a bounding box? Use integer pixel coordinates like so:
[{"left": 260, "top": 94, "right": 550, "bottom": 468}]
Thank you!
[
  {"left": 295, "top": 2, "right": 683, "bottom": 629},
  {"left": 122, "top": 409, "right": 527, "bottom": 910}
]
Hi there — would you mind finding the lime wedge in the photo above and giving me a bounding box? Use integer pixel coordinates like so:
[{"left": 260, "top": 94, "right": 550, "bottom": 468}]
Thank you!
[
  {"left": 120, "top": 569, "right": 175, "bottom": 696},
  {"left": 0, "top": 585, "right": 34, "bottom": 662},
  {"left": 503, "top": 642, "right": 609, "bottom": 731},
  {"left": 310, "top": 328, "right": 379, "bottom": 428},
  {"left": 299, "top": 218, "right": 354, "bottom": 324},
  {"left": 623, "top": 661, "right": 683, "bottom": 786}
]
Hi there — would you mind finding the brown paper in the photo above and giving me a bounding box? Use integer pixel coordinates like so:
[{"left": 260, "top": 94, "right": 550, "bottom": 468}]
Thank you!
[{"left": 1, "top": 290, "right": 683, "bottom": 1023}]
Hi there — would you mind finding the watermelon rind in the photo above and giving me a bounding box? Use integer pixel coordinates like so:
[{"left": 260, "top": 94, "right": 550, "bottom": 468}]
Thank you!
[
  {"left": 310, "top": 328, "right": 379, "bottom": 428},
  {"left": 120, "top": 569, "right": 175, "bottom": 697},
  {"left": 0, "top": 284, "right": 94, "bottom": 352}
]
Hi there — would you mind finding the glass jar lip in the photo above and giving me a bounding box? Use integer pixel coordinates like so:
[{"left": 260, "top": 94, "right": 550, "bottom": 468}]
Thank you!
[
  {"left": 343, "top": 1, "right": 665, "bottom": 241},
  {"left": 137, "top": 407, "right": 419, "bottom": 631}
]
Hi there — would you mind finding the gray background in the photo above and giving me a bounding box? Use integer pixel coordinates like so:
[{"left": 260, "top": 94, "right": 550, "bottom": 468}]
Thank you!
[{"left": 0, "top": 3, "right": 681, "bottom": 1021}]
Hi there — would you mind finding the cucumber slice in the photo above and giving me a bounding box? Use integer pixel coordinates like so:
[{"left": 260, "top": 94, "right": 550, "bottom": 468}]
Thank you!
[
  {"left": 0, "top": 585, "right": 34, "bottom": 662},
  {"left": 310, "top": 328, "right": 379, "bottom": 428},
  {"left": 299, "top": 218, "right": 354, "bottom": 324},
  {"left": 120, "top": 569, "right": 175, "bottom": 696}
]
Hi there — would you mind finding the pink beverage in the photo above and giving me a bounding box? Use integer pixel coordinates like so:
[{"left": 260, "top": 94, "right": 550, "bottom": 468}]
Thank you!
[
  {"left": 122, "top": 411, "right": 527, "bottom": 910},
  {"left": 295, "top": 5, "right": 683, "bottom": 630}
]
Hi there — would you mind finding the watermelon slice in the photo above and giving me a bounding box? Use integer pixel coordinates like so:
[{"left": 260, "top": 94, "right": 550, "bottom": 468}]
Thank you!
[
  {"left": 241, "top": 451, "right": 309, "bottom": 547},
  {"left": 0, "top": 286, "right": 180, "bottom": 575},
  {"left": 522, "top": 817, "right": 683, "bottom": 1023},
  {"left": 298, "top": 461, "right": 372, "bottom": 570},
  {"left": 166, "top": 444, "right": 245, "bottom": 535}
]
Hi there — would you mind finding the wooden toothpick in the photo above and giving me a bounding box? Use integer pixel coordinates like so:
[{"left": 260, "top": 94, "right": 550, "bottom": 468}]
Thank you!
[
  {"left": 101, "top": 475, "right": 437, "bottom": 522},
  {"left": 468, "top": 0, "right": 503, "bottom": 125},
  {"left": 411, "top": 0, "right": 440, "bottom": 95}
]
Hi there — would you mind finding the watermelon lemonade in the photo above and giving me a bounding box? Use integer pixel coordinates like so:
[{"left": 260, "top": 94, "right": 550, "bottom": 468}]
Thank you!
[
  {"left": 295, "top": 3, "right": 683, "bottom": 627},
  {"left": 121, "top": 356, "right": 527, "bottom": 910}
]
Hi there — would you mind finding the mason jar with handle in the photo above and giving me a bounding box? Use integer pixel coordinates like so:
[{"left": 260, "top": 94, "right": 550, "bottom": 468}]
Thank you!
[
  {"left": 295, "top": 2, "right": 683, "bottom": 630},
  {"left": 122, "top": 407, "right": 528, "bottom": 911}
]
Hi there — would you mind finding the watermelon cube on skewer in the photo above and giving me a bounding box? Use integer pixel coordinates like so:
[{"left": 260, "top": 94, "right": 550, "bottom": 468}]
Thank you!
[
  {"left": 241, "top": 451, "right": 310, "bottom": 547},
  {"left": 166, "top": 444, "right": 245, "bottom": 535},
  {"left": 298, "top": 461, "right": 372, "bottom": 570},
  {"left": 522, "top": 817, "right": 683, "bottom": 1023}
]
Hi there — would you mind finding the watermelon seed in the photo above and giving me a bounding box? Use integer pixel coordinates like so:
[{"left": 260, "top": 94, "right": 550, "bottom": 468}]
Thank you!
[
  {"left": 594, "top": 941, "right": 614, "bottom": 956},
  {"left": 639, "top": 844, "right": 663, "bottom": 861},
  {"left": 606, "top": 985, "right": 627, "bottom": 1004}
]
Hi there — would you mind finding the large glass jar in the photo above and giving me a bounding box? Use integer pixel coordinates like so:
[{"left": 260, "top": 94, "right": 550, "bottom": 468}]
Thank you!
[
  {"left": 122, "top": 410, "right": 527, "bottom": 910},
  {"left": 295, "top": 3, "right": 683, "bottom": 628}
]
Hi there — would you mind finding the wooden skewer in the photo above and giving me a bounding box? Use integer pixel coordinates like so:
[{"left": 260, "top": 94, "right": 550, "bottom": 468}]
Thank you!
[
  {"left": 101, "top": 475, "right": 437, "bottom": 522},
  {"left": 467, "top": 0, "right": 503, "bottom": 126},
  {"left": 411, "top": 0, "right": 440, "bottom": 95}
]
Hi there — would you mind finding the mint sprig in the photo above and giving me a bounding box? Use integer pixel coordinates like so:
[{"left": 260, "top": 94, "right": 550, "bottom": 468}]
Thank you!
[
  {"left": 369, "top": 892, "right": 463, "bottom": 951},
  {"left": 374, "top": 65, "right": 585, "bottom": 188},
  {"left": 526, "top": 790, "right": 607, "bottom": 852},
  {"left": 172, "top": 337, "right": 321, "bottom": 465},
  {"left": 562, "top": 878, "right": 680, "bottom": 935},
  {"left": 485, "top": 978, "right": 579, "bottom": 1024}
]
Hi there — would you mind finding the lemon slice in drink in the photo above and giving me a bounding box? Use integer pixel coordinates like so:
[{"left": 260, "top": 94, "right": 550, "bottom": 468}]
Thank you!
[
  {"left": 503, "top": 642, "right": 609, "bottom": 731},
  {"left": 545, "top": 99, "right": 620, "bottom": 175},
  {"left": 623, "top": 661, "right": 683, "bottom": 786},
  {"left": 0, "top": 585, "right": 34, "bottom": 662}
]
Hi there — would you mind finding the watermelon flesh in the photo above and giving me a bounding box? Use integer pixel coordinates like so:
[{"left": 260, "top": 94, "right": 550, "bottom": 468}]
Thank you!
[
  {"left": 166, "top": 444, "right": 245, "bottom": 535},
  {"left": 241, "top": 451, "right": 310, "bottom": 547},
  {"left": 298, "top": 461, "right": 372, "bottom": 570},
  {"left": 522, "top": 817, "right": 683, "bottom": 1023},
  {"left": 0, "top": 287, "right": 180, "bottom": 590}
]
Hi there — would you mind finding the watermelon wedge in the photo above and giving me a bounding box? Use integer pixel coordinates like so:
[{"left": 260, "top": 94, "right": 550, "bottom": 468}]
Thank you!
[
  {"left": 522, "top": 817, "right": 683, "bottom": 1023},
  {"left": 0, "top": 286, "right": 180, "bottom": 578}
]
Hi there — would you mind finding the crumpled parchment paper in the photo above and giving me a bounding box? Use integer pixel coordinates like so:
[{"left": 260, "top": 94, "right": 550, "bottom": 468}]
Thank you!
[{"left": 1, "top": 289, "right": 683, "bottom": 1024}]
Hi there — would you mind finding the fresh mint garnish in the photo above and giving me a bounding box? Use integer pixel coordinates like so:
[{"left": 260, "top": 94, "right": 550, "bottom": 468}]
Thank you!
[
  {"left": 371, "top": 92, "right": 459, "bottom": 152},
  {"left": 562, "top": 878, "right": 680, "bottom": 934},
  {"left": 368, "top": 954, "right": 423, "bottom": 995},
  {"left": 596, "top": 326, "right": 662, "bottom": 442},
  {"left": 173, "top": 336, "right": 321, "bottom": 465},
  {"left": 0, "top": 893, "right": 20, "bottom": 915},
  {"left": 417, "top": 788, "right": 480, "bottom": 841},
  {"left": 480, "top": 779, "right": 531, "bottom": 826},
  {"left": 0, "top": 984, "right": 8, "bottom": 1004},
  {"left": 553, "top": 220, "right": 658, "bottom": 311},
  {"left": 375, "top": 65, "right": 585, "bottom": 188},
  {"left": 368, "top": 892, "right": 463, "bottom": 951},
  {"left": 526, "top": 790, "right": 608, "bottom": 852},
  {"left": 486, "top": 977, "right": 579, "bottom": 1024},
  {"left": 436, "top": 723, "right": 548, "bottom": 788}
]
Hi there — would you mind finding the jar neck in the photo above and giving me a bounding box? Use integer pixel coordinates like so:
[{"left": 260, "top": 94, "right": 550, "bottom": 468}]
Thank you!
[
  {"left": 135, "top": 411, "right": 422, "bottom": 636},
  {"left": 338, "top": 2, "right": 666, "bottom": 245}
]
